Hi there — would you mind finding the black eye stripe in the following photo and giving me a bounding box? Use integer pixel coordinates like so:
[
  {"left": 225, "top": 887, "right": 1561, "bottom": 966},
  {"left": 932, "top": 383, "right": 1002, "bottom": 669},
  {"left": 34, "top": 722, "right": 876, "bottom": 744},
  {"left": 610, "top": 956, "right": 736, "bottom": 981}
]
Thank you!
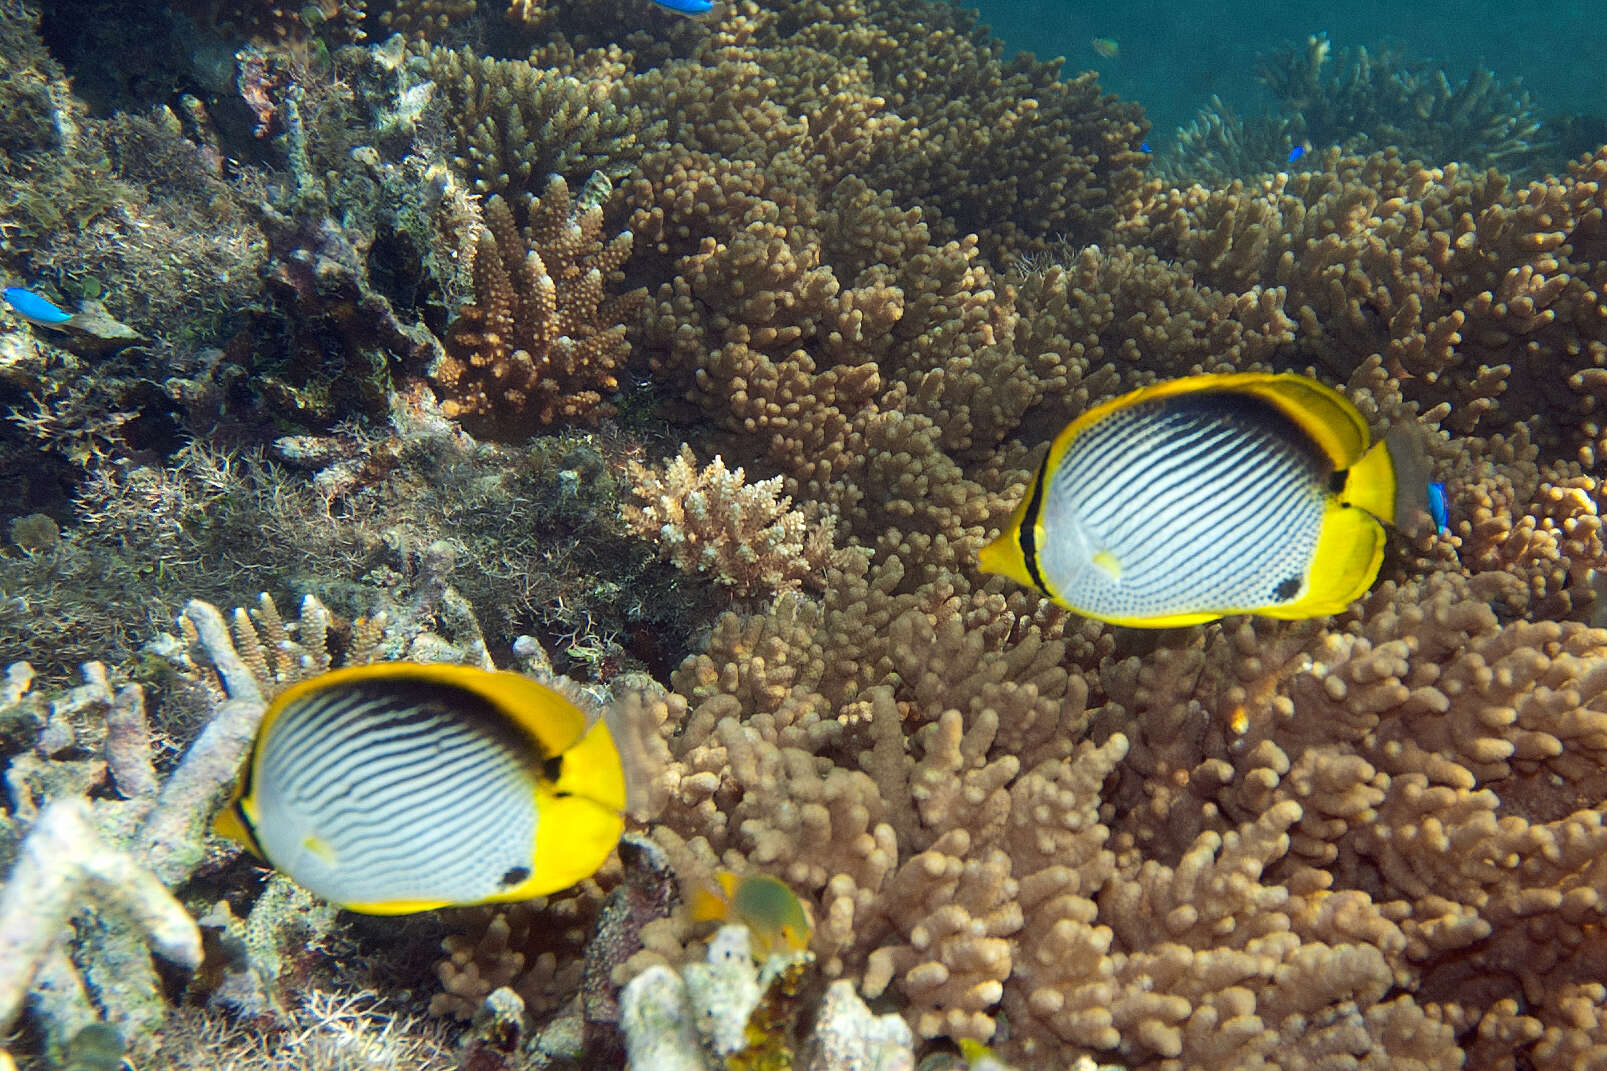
[{"left": 1019, "top": 455, "right": 1050, "bottom": 594}]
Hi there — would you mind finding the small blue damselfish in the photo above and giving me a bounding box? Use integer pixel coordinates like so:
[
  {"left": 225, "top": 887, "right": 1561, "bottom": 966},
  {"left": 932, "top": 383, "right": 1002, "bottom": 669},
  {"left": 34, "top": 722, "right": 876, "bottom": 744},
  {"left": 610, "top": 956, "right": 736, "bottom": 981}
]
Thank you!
[
  {"left": 3, "top": 286, "right": 73, "bottom": 327},
  {"left": 1427, "top": 481, "right": 1449, "bottom": 535},
  {"left": 650, "top": 0, "right": 714, "bottom": 15}
]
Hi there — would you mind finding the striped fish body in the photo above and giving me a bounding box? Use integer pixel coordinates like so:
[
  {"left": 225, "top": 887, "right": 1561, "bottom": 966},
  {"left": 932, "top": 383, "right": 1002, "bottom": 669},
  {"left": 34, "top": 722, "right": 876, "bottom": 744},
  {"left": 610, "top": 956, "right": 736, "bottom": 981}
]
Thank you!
[
  {"left": 217, "top": 663, "right": 626, "bottom": 914},
  {"left": 979, "top": 373, "right": 1404, "bottom": 627}
]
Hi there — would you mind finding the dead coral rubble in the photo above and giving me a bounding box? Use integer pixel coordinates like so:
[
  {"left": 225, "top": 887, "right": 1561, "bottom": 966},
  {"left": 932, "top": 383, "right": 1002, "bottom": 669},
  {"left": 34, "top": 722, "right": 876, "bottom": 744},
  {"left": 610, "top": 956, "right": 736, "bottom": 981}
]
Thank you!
[{"left": 0, "top": 604, "right": 263, "bottom": 1066}]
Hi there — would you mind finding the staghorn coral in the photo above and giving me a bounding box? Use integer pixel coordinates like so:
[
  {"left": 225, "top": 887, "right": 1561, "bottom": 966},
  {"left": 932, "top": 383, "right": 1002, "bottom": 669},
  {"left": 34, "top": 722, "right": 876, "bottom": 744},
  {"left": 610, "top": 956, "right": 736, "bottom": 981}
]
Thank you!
[
  {"left": 1257, "top": 33, "right": 1552, "bottom": 175},
  {"left": 431, "top": 174, "right": 645, "bottom": 433},
  {"left": 624, "top": 445, "right": 845, "bottom": 598}
]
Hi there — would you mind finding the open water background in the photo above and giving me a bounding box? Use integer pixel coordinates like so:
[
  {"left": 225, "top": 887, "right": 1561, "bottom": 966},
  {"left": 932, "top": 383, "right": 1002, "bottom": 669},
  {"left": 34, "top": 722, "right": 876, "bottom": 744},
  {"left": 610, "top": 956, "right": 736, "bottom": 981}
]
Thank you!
[{"left": 969, "top": 0, "right": 1606, "bottom": 149}]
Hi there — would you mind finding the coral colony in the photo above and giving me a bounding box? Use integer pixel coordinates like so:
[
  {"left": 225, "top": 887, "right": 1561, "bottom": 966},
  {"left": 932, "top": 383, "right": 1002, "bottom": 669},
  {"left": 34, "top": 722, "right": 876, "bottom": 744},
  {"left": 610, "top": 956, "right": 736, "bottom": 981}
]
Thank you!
[{"left": 3, "top": 0, "right": 1607, "bottom": 1067}]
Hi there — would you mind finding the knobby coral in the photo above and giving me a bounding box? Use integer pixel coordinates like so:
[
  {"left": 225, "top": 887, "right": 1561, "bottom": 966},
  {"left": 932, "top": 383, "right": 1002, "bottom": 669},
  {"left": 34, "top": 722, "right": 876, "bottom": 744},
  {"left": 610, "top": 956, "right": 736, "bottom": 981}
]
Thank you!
[
  {"left": 430, "top": 174, "right": 645, "bottom": 434},
  {"left": 623, "top": 445, "right": 846, "bottom": 598}
]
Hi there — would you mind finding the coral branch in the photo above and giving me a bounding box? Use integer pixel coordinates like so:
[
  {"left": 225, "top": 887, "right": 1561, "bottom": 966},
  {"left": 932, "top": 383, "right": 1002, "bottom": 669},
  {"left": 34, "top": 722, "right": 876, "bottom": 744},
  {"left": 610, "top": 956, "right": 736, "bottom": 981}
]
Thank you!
[{"left": 0, "top": 799, "right": 201, "bottom": 1036}]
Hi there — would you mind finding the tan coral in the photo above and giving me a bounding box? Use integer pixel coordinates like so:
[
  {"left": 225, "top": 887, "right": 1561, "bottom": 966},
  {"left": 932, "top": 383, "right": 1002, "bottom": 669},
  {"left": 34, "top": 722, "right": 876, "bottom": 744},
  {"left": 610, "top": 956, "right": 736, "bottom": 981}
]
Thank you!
[
  {"left": 623, "top": 445, "right": 845, "bottom": 597},
  {"left": 430, "top": 176, "right": 644, "bottom": 433},
  {"left": 424, "top": 48, "right": 652, "bottom": 193}
]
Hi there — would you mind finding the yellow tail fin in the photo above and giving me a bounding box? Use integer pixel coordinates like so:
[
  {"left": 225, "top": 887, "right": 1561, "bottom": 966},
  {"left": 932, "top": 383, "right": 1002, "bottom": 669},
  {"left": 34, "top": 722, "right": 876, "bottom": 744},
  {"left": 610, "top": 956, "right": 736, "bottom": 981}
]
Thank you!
[{"left": 1342, "top": 437, "right": 1398, "bottom": 525}]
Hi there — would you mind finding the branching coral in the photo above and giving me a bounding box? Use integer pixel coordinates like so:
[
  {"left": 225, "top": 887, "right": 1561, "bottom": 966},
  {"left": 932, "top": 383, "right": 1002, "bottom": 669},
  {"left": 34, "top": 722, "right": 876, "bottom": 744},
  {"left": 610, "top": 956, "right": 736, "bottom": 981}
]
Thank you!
[
  {"left": 624, "top": 445, "right": 845, "bottom": 597},
  {"left": 1129, "top": 147, "right": 1607, "bottom": 459},
  {"left": 424, "top": 48, "right": 654, "bottom": 197},
  {"left": 431, "top": 175, "right": 645, "bottom": 434}
]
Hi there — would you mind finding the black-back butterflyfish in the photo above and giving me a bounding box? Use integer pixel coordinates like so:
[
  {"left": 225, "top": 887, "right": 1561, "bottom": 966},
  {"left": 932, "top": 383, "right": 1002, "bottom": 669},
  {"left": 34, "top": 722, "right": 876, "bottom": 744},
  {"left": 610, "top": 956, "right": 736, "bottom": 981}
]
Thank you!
[
  {"left": 979, "top": 372, "right": 1424, "bottom": 628},
  {"left": 215, "top": 662, "right": 627, "bottom": 914}
]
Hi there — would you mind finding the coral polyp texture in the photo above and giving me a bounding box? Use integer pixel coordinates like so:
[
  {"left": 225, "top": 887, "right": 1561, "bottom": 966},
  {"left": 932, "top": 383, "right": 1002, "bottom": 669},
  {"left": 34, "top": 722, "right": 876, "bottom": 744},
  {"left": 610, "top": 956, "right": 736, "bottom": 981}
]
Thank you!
[
  {"left": 623, "top": 445, "right": 845, "bottom": 597},
  {"left": 423, "top": 48, "right": 653, "bottom": 195},
  {"left": 6, "top": 0, "right": 1607, "bottom": 1065},
  {"left": 430, "top": 174, "right": 644, "bottom": 433}
]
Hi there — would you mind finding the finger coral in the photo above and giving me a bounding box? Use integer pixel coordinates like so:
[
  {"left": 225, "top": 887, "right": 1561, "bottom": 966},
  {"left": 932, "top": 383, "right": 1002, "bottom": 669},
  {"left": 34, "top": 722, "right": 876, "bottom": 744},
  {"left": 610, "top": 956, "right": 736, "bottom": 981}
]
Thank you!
[
  {"left": 424, "top": 48, "right": 654, "bottom": 197},
  {"left": 430, "top": 174, "right": 645, "bottom": 434},
  {"left": 623, "top": 445, "right": 845, "bottom": 597}
]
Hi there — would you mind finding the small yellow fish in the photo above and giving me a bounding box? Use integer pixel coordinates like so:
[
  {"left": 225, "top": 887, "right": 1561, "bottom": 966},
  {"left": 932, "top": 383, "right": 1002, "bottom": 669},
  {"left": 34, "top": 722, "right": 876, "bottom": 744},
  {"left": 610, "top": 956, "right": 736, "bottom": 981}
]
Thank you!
[
  {"left": 688, "top": 870, "right": 811, "bottom": 957},
  {"left": 980, "top": 372, "right": 1424, "bottom": 628},
  {"left": 216, "top": 663, "right": 626, "bottom": 914},
  {"left": 1091, "top": 37, "right": 1119, "bottom": 59}
]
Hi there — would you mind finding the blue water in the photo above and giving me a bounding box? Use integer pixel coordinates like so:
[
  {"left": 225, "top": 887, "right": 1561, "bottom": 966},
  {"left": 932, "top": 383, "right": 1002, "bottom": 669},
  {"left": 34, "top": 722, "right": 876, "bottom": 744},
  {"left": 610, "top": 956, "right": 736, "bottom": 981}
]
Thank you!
[{"left": 971, "top": 0, "right": 1607, "bottom": 146}]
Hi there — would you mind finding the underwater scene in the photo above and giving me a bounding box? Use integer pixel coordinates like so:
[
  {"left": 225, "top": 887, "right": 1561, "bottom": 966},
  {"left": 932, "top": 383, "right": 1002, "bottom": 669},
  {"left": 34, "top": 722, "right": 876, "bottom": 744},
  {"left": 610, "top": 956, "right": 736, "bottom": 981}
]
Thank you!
[{"left": 1, "top": 0, "right": 1606, "bottom": 1066}]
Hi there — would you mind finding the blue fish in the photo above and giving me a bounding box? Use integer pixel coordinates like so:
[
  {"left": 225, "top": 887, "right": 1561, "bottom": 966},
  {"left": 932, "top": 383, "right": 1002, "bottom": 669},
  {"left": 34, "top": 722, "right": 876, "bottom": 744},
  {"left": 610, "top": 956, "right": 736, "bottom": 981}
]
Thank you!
[
  {"left": 3, "top": 286, "right": 73, "bottom": 327},
  {"left": 1287, "top": 145, "right": 1307, "bottom": 164},
  {"left": 1427, "top": 481, "right": 1449, "bottom": 535},
  {"left": 1140, "top": 141, "right": 1152, "bottom": 153},
  {"left": 651, "top": 0, "right": 714, "bottom": 15}
]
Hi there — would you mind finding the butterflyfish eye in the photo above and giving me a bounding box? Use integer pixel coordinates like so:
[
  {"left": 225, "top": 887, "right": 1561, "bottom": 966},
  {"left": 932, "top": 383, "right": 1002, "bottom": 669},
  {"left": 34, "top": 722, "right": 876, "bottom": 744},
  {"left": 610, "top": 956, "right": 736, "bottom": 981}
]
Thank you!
[{"left": 214, "top": 662, "right": 628, "bottom": 914}]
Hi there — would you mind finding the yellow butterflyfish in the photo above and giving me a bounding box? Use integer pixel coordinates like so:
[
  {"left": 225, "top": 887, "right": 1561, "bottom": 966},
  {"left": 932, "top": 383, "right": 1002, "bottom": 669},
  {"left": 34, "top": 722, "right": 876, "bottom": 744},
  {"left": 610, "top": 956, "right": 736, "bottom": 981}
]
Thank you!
[
  {"left": 215, "top": 663, "right": 626, "bottom": 914},
  {"left": 979, "top": 372, "right": 1426, "bottom": 628}
]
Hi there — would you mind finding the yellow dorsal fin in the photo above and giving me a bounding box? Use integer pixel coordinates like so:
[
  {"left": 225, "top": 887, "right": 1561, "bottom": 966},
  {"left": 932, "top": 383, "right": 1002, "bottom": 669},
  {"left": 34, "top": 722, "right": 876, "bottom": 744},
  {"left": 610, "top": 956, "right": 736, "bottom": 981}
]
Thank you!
[
  {"left": 1056, "top": 372, "right": 1372, "bottom": 470},
  {"left": 441, "top": 665, "right": 592, "bottom": 758},
  {"left": 688, "top": 873, "right": 732, "bottom": 923},
  {"left": 1223, "top": 373, "right": 1371, "bottom": 468}
]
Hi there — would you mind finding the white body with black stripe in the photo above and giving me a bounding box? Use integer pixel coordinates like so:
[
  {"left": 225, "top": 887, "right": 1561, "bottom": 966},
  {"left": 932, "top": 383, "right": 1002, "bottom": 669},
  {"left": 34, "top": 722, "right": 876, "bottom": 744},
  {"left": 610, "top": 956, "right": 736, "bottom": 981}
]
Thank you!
[
  {"left": 978, "top": 372, "right": 1407, "bottom": 628},
  {"left": 1039, "top": 392, "right": 1328, "bottom": 621},
  {"left": 217, "top": 662, "right": 627, "bottom": 914},
  {"left": 252, "top": 677, "right": 541, "bottom": 909}
]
